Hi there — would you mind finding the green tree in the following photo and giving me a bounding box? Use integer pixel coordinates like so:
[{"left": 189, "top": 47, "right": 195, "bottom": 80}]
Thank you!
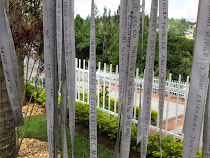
[
  {"left": 166, "top": 32, "right": 193, "bottom": 80},
  {"left": 9, "top": 0, "right": 43, "bottom": 101},
  {"left": 75, "top": 14, "right": 90, "bottom": 60},
  {"left": 74, "top": 5, "right": 194, "bottom": 80},
  {"left": 167, "top": 18, "right": 194, "bottom": 35},
  {"left": 96, "top": 7, "right": 119, "bottom": 65}
]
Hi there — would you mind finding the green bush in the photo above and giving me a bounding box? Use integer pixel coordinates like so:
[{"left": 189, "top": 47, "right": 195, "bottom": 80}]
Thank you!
[
  {"left": 26, "top": 85, "right": 157, "bottom": 122},
  {"left": 75, "top": 102, "right": 118, "bottom": 139},
  {"left": 26, "top": 85, "right": 60, "bottom": 108},
  {"left": 75, "top": 102, "right": 202, "bottom": 157},
  {"left": 99, "top": 96, "right": 158, "bottom": 122},
  {"left": 25, "top": 84, "right": 202, "bottom": 157},
  {"left": 25, "top": 84, "right": 36, "bottom": 101},
  {"left": 33, "top": 89, "right": 46, "bottom": 107}
]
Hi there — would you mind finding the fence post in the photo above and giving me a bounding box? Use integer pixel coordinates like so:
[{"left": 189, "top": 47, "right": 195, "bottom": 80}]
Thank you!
[
  {"left": 134, "top": 68, "right": 139, "bottom": 120},
  {"left": 199, "top": 121, "right": 204, "bottom": 148},
  {"left": 97, "top": 62, "right": 101, "bottom": 107},
  {"left": 83, "top": 59, "right": 85, "bottom": 102},
  {"left": 114, "top": 65, "right": 118, "bottom": 117},
  {"left": 165, "top": 73, "right": 172, "bottom": 135},
  {"left": 75, "top": 58, "right": 78, "bottom": 100},
  {"left": 103, "top": 63, "right": 106, "bottom": 109},
  {"left": 27, "top": 58, "right": 30, "bottom": 81},
  {"left": 150, "top": 71, "right": 154, "bottom": 132},
  {"left": 181, "top": 76, "right": 189, "bottom": 142},
  {"left": 87, "top": 60, "right": 90, "bottom": 104},
  {"left": 78, "top": 59, "right": 81, "bottom": 101},
  {"left": 42, "top": 73, "right": 44, "bottom": 88},
  {"left": 174, "top": 75, "right": 181, "bottom": 138},
  {"left": 108, "top": 64, "right": 112, "bottom": 117}
]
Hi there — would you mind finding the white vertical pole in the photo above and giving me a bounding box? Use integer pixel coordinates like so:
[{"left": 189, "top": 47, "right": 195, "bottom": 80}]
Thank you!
[
  {"left": 38, "top": 66, "right": 40, "bottom": 87},
  {"left": 75, "top": 58, "right": 78, "bottom": 100},
  {"left": 87, "top": 60, "right": 90, "bottom": 104},
  {"left": 149, "top": 111, "right": 152, "bottom": 131},
  {"left": 28, "top": 59, "right": 30, "bottom": 81},
  {"left": 78, "top": 59, "right": 81, "bottom": 101},
  {"left": 103, "top": 63, "right": 106, "bottom": 109},
  {"left": 114, "top": 65, "right": 118, "bottom": 117},
  {"left": 142, "top": 69, "right": 145, "bottom": 91},
  {"left": 34, "top": 65, "right": 36, "bottom": 85},
  {"left": 83, "top": 59, "right": 85, "bottom": 102},
  {"left": 150, "top": 71, "right": 154, "bottom": 132},
  {"left": 134, "top": 68, "right": 139, "bottom": 120},
  {"left": 181, "top": 76, "right": 189, "bottom": 142},
  {"left": 97, "top": 62, "right": 101, "bottom": 107},
  {"left": 174, "top": 75, "right": 181, "bottom": 138},
  {"left": 141, "top": 69, "right": 145, "bottom": 126},
  {"left": 42, "top": 73, "right": 44, "bottom": 88},
  {"left": 165, "top": 73, "right": 172, "bottom": 135},
  {"left": 199, "top": 121, "right": 204, "bottom": 148},
  {"left": 35, "top": 63, "right": 37, "bottom": 85},
  {"left": 156, "top": 80, "right": 159, "bottom": 132},
  {"left": 108, "top": 64, "right": 112, "bottom": 117},
  {"left": 35, "top": 63, "right": 36, "bottom": 85}
]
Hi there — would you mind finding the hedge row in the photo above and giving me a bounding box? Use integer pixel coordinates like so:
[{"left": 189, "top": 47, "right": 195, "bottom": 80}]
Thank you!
[
  {"left": 25, "top": 84, "right": 202, "bottom": 157},
  {"left": 26, "top": 84, "right": 157, "bottom": 122},
  {"left": 98, "top": 96, "right": 158, "bottom": 122},
  {"left": 75, "top": 101, "right": 202, "bottom": 157},
  {"left": 77, "top": 90, "right": 158, "bottom": 121}
]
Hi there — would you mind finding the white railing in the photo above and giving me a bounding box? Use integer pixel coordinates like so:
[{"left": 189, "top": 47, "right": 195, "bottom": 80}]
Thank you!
[{"left": 24, "top": 58, "right": 193, "bottom": 143}]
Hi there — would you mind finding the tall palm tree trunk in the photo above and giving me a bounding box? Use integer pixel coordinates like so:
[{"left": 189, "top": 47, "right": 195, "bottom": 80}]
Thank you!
[{"left": 0, "top": 55, "right": 17, "bottom": 157}]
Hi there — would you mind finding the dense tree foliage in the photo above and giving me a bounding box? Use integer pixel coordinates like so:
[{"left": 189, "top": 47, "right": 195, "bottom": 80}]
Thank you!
[
  {"left": 75, "top": 7, "right": 120, "bottom": 68},
  {"left": 167, "top": 18, "right": 194, "bottom": 35},
  {"left": 75, "top": 8, "right": 194, "bottom": 80},
  {"left": 9, "top": 2, "right": 194, "bottom": 81},
  {"left": 10, "top": 0, "right": 43, "bottom": 66},
  {"left": 9, "top": 0, "right": 43, "bottom": 101}
]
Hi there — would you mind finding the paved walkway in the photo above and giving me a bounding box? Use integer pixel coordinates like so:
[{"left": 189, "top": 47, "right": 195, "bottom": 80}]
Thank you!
[
  {"left": 77, "top": 80, "right": 185, "bottom": 134},
  {"left": 109, "top": 89, "right": 185, "bottom": 121},
  {"left": 78, "top": 72, "right": 187, "bottom": 135}
]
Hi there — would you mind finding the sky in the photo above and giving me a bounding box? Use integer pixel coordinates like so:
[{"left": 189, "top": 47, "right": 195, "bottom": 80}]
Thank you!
[{"left": 75, "top": 0, "right": 199, "bottom": 22}]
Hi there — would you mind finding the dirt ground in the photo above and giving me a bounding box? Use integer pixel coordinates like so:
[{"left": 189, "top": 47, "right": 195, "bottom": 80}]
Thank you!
[
  {"left": 18, "top": 138, "right": 61, "bottom": 158},
  {"left": 18, "top": 104, "right": 61, "bottom": 158}
]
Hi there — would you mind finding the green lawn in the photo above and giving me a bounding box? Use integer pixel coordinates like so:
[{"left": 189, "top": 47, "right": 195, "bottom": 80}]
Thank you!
[{"left": 20, "top": 114, "right": 114, "bottom": 158}]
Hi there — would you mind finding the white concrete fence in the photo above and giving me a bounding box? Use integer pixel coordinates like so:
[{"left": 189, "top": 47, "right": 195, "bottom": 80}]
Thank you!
[{"left": 24, "top": 57, "right": 203, "bottom": 146}]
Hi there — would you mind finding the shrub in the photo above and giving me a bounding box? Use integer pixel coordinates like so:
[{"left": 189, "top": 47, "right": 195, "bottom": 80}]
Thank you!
[
  {"left": 75, "top": 102, "right": 202, "bottom": 157},
  {"left": 75, "top": 101, "right": 118, "bottom": 139},
  {"left": 33, "top": 89, "right": 46, "bottom": 107},
  {"left": 25, "top": 84, "right": 202, "bottom": 157},
  {"left": 99, "top": 96, "right": 158, "bottom": 122},
  {"left": 25, "top": 84, "right": 36, "bottom": 101},
  {"left": 26, "top": 85, "right": 60, "bottom": 108},
  {"left": 26, "top": 85, "right": 157, "bottom": 122}
]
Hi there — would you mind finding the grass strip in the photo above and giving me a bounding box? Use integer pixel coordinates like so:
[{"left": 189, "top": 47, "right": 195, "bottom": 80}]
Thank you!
[{"left": 20, "top": 114, "right": 114, "bottom": 158}]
